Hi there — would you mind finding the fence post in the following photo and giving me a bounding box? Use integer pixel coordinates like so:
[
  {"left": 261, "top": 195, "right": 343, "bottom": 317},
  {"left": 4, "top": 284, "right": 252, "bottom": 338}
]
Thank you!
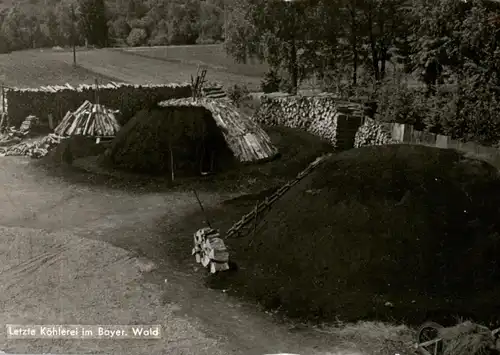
[
  {"left": 2, "top": 83, "right": 5, "bottom": 113},
  {"left": 94, "top": 78, "right": 99, "bottom": 105}
]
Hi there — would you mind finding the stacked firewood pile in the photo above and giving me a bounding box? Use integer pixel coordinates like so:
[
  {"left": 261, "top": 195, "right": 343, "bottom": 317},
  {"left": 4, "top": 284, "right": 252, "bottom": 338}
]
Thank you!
[
  {"left": 19, "top": 115, "right": 39, "bottom": 133},
  {"left": 0, "top": 133, "right": 64, "bottom": 158},
  {"left": 192, "top": 227, "right": 230, "bottom": 274},
  {"left": 5, "top": 81, "right": 192, "bottom": 128},
  {"left": 0, "top": 131, "right": 22, "bottom": 146},
  {"left": 0, "top": 116, "right": 39, "bottom": 144},
  {"left": 354, "top": 117, "right": 396, "bottom": 147},
  {"left": 202, "top": 84, "right": 227, "bottom": 99},
  {"left": 54, "top": 100, "right": 121, "bottom": 137},
  {"left": 253, "top": 95, "right": 365, "bottom": 148}
]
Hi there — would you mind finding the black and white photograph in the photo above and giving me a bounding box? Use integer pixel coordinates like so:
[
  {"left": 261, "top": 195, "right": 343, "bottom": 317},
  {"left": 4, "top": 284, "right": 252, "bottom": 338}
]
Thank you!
[{"left": 0, "top": 0, "right": 499, "bottom": 354}]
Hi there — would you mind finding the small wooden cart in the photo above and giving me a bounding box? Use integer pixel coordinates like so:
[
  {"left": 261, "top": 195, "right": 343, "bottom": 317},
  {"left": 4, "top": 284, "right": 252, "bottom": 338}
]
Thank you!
[{"left": 415, "top": 321, "right": 500, "bottom": 355}]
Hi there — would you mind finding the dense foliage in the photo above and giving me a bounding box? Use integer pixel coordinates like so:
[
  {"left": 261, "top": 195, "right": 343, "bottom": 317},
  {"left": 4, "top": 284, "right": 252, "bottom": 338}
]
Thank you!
[
  {"left": 223, "top": 0, "right": 500, "bottom": 145},
  {"left": 0, "top": 0, "right": 226, "bottom": 50}
]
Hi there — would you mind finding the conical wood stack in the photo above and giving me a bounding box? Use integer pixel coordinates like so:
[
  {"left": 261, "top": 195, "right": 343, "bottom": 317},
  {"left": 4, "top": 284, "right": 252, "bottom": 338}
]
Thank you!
[{"left": 54, "top": 100, "right": 121, "bottom": 137}]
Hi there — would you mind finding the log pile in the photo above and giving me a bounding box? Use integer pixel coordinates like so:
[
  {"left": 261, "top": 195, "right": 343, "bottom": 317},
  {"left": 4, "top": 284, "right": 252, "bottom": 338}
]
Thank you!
[
  {"left": 19, "top": 115, "right": 39, "bottom": 133},
  {"left": 5, "top": 82, "right": 192, "bottom": 129},
  {"left": 2, "top": 126, "right": 29, "bottom": 139},
  {"left": 0, "top": 133, "right": 64, "bottom": 158},
  {"left": 354, "top": 117, "right": 396, "bottom": 148},
  {"left": 54, "top": 101, "right": 121, "bottom": 137},
  {"left": 202, "top": 85, "right": 227, "bottom": 99},
  {"left": 0, "top": 135, "right": 21, "bottom": 147},
  {"left": 192, "top": 227, "right": 230, "bottom": 273},
  {"left": 253, "top": 95, "right": 365, "bottom": 149},
  {"left": 0, "top": 112, "right": 9, "bottom": 132},
  {"left": 158, "top": 98, "right": 278, "bottom": 163},
  {"left": 225, "top": 153, "right": 332, "bottom": 239}
]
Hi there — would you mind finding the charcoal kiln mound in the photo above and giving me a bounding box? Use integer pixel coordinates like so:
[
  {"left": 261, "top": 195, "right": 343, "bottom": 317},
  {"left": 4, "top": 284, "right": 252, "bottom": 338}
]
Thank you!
[
  {"left": 208, "top": 144, "right": 500, "bottom": 325},
  {"left": 105, "top": 98, "right": 278, "bottom": 177}
]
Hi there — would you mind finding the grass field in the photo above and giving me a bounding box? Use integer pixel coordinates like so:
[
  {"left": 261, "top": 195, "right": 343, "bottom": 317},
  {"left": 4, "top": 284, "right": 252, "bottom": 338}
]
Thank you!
[
  {"left": 0, "top": 50, "right": 117, "bottom": 88},
  {"left": 0, "top": 45, "right": 409, "bottom": 93},
  {"left": 0, "top": 49, "right": 260, "bottom": 90},
  {"left": 0, "top": 44, "right": 425, "bottom": 95},
  {"left": 0, "top": 46, "right": 264, "bottom": 90},
  {"left": 121, "top": 44, "right": 269, "bottom": 78}
]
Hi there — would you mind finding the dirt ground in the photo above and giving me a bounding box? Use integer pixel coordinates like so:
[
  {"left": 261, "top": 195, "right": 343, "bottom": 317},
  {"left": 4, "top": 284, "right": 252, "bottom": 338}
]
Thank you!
[{"left": 0, "top": 156, "right": 405, "bottom": 355}]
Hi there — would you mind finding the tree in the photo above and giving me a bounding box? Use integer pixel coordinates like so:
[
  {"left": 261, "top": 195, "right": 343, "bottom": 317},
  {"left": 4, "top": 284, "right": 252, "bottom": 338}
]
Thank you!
[
  {"left": 224, "top": 0, "right": 260, "bottom": 64},
  {"left": 225, "top": 0, "right": 313, "bottom": 94},
  {"left": 360, "top": 0, "right": 408, "bottom": 81},
  {"left": 77, "top": 0, "right": 109, "bottom": 47},
  {"left": 126, "top": 27, "right": 147, "bottom": 46},
  {"left": 126, "top": 0, "right": 149, "bottom": 20},
  {"left": 46, "top": 9, "right": 61, "bottom": 46},
  {"left": 1, "top": 6, "right": 29, "bottom": 50},
  {"left": 409, "top": 0, "right": 500, "bottom": 93},
  {"left": 109, "top": 17, "right": 131, "bottom": 41},
  {"left": 166, "top": 0, "right": 201, "bottom": 45},
  {"left": 55, "top": 0, "right": 78, "bottom": 46},
  {"left": 198, "top": 1, "right": 224, "bottom": 43},
  {"left": 148, "top": 19, "right": 169, "bottom": 45}
]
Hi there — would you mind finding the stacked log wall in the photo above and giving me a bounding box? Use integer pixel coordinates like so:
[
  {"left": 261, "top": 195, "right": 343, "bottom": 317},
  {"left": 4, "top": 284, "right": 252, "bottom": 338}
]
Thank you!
[
  {"left": 6, "top": 83, "right": 192, "bottom": 128},
  {"left": 252, "top": 95, "right": 365, "bottom": 150},
  {"left": 354, "top": 117, "right": 500, "bottom": 169}
]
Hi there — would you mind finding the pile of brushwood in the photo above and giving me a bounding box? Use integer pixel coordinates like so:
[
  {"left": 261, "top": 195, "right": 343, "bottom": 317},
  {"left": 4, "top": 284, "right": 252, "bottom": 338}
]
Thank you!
[
  {"left": 207, "top": 144, "right": 500, "bottom": 326},
  {"left": 0, "top": 133, "right": 64, "bottom": 158}
]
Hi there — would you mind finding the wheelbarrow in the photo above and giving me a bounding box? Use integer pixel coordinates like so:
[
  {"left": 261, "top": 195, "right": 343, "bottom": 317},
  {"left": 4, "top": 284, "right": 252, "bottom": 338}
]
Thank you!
[{"left": 415, "top": 321, "right": 500, "bottom": 355}]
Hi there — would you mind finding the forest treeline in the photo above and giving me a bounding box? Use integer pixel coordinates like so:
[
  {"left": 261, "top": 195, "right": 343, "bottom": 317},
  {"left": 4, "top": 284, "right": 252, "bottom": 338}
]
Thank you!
[{"left": 0, "top": 0, "right": 226, "bottom": 50}]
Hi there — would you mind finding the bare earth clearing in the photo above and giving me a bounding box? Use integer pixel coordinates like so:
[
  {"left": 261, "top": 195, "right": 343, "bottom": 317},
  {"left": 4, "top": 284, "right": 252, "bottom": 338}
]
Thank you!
[{"left": 0, "top": 157, "right": 407, "bottom": 355}]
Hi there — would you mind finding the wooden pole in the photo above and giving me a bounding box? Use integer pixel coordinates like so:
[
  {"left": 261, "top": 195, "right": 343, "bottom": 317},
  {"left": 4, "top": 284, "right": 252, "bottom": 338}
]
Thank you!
[
  {"left": 71, "top": 4, "right": 77, "bottom": 67},
  {"left": 73, "top": 41, "right": 76, "bottom": 67},
  {"left": 0, "top": 112, "right": 4, "bottom": 132},
  {"left": 169, "top": 142, "right": 175, "bottom": 182},
  {"left": 193, "top": 190, "right": 212, "bottom": 228},
  {"left": 1, "top": 83, "right": 5, "bottom": 113},
  {"left": 224, "top": 0, "right": 227, "bottom": 43},
  {"left": 94, "top": 78, "right": 99, "bottom": 105}
]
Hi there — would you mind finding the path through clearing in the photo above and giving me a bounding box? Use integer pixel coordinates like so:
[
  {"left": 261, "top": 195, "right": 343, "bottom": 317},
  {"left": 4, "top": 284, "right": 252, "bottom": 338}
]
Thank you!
[{"left": 0, "top": 157, "right": 356, "bottom": 355}]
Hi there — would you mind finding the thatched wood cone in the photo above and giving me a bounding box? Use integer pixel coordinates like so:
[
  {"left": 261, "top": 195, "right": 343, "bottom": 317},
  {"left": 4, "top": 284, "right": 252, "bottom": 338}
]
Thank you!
[{"left": 54, "top": 100, "right": 120, "bottom": 137}]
